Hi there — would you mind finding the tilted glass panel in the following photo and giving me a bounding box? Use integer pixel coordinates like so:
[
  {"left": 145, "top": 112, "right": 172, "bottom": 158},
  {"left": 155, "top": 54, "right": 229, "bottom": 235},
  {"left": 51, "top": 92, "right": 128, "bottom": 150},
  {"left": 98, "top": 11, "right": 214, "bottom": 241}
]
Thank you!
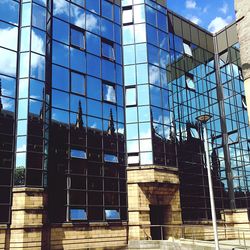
[
  {"left": 103, "top": 83, "right": 116, "bottom": 103},
  {"left": 104, "top": 154, "right": 118, "bottom": 163},
  {"left": 123, "top": 8, "right": 133, "bottom": 24},
  {"left": 183, "top": 42, "right": 193, "bottom": 57},
  {"left": 70, "top": 209, "right": 87, "bottom": 220},
  {"left": 71, "top": 149, "right": 87, "bottom": 159},
  {"left": 105, "top": 209, "right": 120, "bottom": 220},
  {"left": 102, "top": 41, "right": 115, "bottom": 60},
  {"left": 71, "top": 27, "right": 85, "bottom": 49}
]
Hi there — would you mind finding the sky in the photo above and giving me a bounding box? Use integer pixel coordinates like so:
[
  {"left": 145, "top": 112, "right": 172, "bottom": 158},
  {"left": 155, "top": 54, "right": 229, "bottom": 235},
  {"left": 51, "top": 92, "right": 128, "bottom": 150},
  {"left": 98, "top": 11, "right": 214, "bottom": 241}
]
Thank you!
[{"left": 167, "top": 0, "right": 236, "bottom": 33}]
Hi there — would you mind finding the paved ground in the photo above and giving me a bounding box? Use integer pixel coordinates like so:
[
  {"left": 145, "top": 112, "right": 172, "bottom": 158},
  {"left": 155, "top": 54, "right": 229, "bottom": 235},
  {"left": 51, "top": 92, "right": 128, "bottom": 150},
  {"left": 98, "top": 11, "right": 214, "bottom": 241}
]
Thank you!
[{"left": 128, "top": 239, "right": 250, "bottom": 249}]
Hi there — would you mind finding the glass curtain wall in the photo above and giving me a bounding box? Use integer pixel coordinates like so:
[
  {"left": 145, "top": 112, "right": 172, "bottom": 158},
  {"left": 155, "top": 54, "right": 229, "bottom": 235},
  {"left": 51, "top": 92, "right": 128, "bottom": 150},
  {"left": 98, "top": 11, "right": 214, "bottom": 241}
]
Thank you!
[
  {"left": 167, "top": 24, "right": 228, "bottom": 221},
  {"left": 15, "top": 0, "right": 49, "bottom": 188},
  {"left": 49, "top": 0, "right": 127, "bottom": 223},
  {"left": 122, "top": 0, "right": 176, "bottom": 167},
  {"left": 0, "top": 0, "right": 20, "bottom": 223},
  {"left": 217, "top": 41, "right": 250, "bottom": 212}
]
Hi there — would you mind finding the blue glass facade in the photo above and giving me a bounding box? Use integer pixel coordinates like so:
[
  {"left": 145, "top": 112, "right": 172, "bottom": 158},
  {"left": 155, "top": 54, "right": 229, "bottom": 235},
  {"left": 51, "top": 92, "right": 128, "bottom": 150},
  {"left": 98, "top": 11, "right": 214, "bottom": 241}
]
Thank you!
[
  {"left": 0, "top": 0, "right": 249, "bottom": 227},
  {"left": 122, "top": 0, "right": 177, "bottom": 167}
]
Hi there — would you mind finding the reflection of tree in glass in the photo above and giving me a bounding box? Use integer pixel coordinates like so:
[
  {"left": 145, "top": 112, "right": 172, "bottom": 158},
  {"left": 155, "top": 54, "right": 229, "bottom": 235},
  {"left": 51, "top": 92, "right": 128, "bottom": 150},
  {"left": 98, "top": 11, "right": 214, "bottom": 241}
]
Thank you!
[{"left": 14, "top": 168, "right": 25, "bottom": 186}]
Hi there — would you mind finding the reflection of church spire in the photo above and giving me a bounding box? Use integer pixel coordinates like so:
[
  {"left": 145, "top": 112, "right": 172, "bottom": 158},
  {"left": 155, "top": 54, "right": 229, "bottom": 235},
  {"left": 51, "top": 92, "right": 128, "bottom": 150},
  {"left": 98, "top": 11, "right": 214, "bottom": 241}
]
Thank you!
[
  {"left": 107, "top": 109, "right": 115, "bottom": 135},
  {"left": 0, "top": 79, "right": 3, "bottom": 112},
  {"left": 39, "top": 88, "right": 45, "bottom": 120},
  {"left": 76, "top": 101, "right": 83, "bottom": 129},
  {"left": 150, "top": 108, "right": 156, "bottom": 135}
]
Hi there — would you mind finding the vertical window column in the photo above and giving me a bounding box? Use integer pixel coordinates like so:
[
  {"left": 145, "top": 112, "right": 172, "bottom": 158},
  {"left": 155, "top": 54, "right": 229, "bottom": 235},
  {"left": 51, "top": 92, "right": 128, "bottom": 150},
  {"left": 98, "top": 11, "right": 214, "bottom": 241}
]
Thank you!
[{"left": 15, "top": 1, "right": 48, "bottom": 187}]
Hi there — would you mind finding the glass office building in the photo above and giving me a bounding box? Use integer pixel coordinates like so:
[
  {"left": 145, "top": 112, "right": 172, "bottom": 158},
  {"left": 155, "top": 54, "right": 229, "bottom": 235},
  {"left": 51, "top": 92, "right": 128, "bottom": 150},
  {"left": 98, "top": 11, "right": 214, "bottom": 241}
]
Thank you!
[
  {"left": 122, "top": 0, "right": 250, "bottom": 224},
  {"left": 0, "top": 0, "right": 127, "bottom": 224},
  {"left": 0, "top": 0, "right": 249, "bottom": 247}
]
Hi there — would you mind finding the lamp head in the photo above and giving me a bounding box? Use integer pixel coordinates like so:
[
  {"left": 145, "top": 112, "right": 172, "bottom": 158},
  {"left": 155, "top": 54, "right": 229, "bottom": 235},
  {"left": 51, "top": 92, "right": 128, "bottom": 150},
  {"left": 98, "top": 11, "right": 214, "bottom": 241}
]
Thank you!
[{"left": 196, "top": 114, "right": 212, "bottom": 123}]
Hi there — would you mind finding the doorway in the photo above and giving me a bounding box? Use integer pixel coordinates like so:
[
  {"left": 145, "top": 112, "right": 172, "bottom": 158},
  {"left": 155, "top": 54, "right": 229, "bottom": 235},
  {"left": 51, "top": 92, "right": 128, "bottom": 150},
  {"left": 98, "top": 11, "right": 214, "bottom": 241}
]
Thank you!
[{"left": 149, "top": 205, "right": 165, "bottom": 240}]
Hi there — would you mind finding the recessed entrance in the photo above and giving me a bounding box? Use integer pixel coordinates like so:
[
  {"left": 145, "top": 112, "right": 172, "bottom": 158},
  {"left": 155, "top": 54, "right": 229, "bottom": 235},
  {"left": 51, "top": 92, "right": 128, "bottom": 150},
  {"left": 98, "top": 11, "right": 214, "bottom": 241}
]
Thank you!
[{"left": 149, "top": 205, "right": 165, "bottom": 240}]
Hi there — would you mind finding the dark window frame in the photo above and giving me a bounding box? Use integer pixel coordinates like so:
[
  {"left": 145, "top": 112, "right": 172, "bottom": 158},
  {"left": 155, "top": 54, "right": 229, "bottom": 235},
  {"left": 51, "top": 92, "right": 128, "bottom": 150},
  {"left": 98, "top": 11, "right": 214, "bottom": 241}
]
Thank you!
[
  {"left": 101, "top": 38, "right": 115, "bottom": 61},
  {"left": 70, "top": 25, "right": 86, "bottom": 51}
]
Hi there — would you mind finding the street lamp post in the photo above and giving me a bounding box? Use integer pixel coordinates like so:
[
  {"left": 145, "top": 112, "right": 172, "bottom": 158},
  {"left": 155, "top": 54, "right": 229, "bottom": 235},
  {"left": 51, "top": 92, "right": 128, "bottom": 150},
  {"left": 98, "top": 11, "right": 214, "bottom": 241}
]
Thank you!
[{"left": 196, "top": 114, "right": 220, "bottom": 250}]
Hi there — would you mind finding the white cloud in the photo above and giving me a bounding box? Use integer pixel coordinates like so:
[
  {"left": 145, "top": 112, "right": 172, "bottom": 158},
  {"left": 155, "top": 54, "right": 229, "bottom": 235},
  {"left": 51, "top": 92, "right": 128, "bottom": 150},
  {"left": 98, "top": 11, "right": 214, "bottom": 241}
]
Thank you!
[
  {"left": 190, "top": 16, "right": 202, "bottom": 25},
  {"left": 53, "top": 0, "right": 68, "bottom": 15},
  {"left": 86, "top": 13, "right": 98, "bottom": 32},
  {"left": 1, "top": 97, "right": 14, "bottom": 111},
  {"left": 0, "top": 26, "right": 18, "bottom": 51},
  {"left": 219, "top": 2, "right": 229, "bottom": 14},
  {"left": 105, "top": 86, "right": 116, "bottom": 103},
  {"left": 31, "top": 30, "right": 45, "bottom": 55},
  {"left": 0, "top": 47, "right": 16, "bottom": 76},
  {"left": 203, "top": 6, "right": 209, "bottom": 13},
  {"left": 186, "top": 0, "right": 197, "bottom": 9},
  {"left": 208, "top": 16, "right": 233, "bottom": 33}
]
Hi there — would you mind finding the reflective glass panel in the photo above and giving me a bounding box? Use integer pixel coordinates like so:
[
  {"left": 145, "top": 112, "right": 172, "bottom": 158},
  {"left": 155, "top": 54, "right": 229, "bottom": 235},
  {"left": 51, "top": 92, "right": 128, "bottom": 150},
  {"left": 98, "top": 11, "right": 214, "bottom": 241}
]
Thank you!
[
  {"left": 105, "top": 210, "right": 120, "bottom": 220},
  {"left": 71, "top": 72, "right": 85, "bottom": 95},
  {"left": 126, "top": 88, "right": 136, "bottom": 106},
  {"left": 71, "top": 149, "right": 87, "bottom": 159},
  {"left": 70, "top": 209, "right": 87, "bottom": 220},
  {"left": 102, "top": 41, "right": 115, "bottom": 60},
  {"left": 71, "top": 28, "right": 85, "bottom": 49},
  {"left": 104, "top": 154, "right": 118, "bottom": 163},
  {"left": 103, "top": 84, "right": 116, "bottom": 103}
]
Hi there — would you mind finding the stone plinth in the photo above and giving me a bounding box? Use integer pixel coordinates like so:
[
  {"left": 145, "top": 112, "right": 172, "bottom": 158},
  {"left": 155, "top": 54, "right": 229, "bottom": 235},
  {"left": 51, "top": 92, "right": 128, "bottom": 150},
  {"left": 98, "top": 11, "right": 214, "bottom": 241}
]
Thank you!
[
  {"left": 235, "top": 0, "right": 250, "bottom": 124},
  {"left": 127, "top": 166, "right": 182, "bottom": 241},
  {"left": 9, "top": 187, "right": 48, "bottom": 250}
]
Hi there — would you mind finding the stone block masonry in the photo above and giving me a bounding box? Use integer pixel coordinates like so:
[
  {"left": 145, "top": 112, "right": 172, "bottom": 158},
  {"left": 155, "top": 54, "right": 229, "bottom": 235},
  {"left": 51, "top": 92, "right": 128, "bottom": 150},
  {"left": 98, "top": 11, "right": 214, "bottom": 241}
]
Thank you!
[{"left": 235, "top": 0, "right": 250, "bottom": 124}]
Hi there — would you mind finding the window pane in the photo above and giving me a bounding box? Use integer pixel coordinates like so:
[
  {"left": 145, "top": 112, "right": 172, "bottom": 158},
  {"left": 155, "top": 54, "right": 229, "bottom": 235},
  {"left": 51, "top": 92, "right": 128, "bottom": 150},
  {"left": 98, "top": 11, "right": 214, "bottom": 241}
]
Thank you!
[
  {"left": 30, "top": 53, "right": 45, "bottom": 81},
  {"left": 123, "top": 9, "right": 133, "bottom": 24},
  {"left": 104, "top": 154, "right": 118, "bottom": 163},
  {"left": 186, "top": 76, "right": 195, "bottom": 91},
  {"left": 0, "top": 47, "right": 17, "bottom": 77},
  {"left": 52, "top": 41, "right": 69, "bottom": 68},
  {"left": 32, "top": 3, "right": 46, "bottom": 30},
  {"left": 103, "top": 84, "right": 116, "bottom": 103},
  {"left": 52, "top": 89, "right": 69, "bottom": 110},
  {"left": 0, "top": 0, "right": 19, "bottom": 25},
  {"left": 126, "top": 88, "right": 136, "bottom": 106},
  {"left": 87, "top": 76, "right": 101, "bottom": 100},
  {"left": 102, "top": 41, "right": 115, "bottom": 60},
  {"left": 53, "top": 18, "right": 69, "bottom": 44},
  {"left": 70, "top": 48, "right": 86, "bottom": 72},
  {"left": 71, "top": 28, "right": 85, "bottom": 49},
  {"left": 123, "top": 25, "right": 134, "bottom": 45},
  {"left": 71, "top": 72, "right": 85, "bottom": 95},
  {"left": 105, "top": 210, "right": 120, "bottom": 220},
  {"left": 52, "top": 64, "right": 69, "bottom": 91},
  {"left": 31, "top": 28, "right": 46, "bottom": 55},
  {"left": 140, "top": 152, "right": 153, "bottom": 165},
  {"left": 86, "top": 32, "right": 100, "bottom": 55},
  {"left": 71, "top": 149, "right": 87, "bottom": 159},
  {"left": 70, "top": 209, "right": 87, "bottom": 220},
  {"left": 190, "top": 128, "right": 199, "bottom": 139},
  {"left": 183, "top": 42, "right": 192, "bottom": 57},
  {"left": 102, "top": 0, "right": 113, "bottom": 20},
  {"left": 0, "top": 22, "right": 18, "bottom": 51}
]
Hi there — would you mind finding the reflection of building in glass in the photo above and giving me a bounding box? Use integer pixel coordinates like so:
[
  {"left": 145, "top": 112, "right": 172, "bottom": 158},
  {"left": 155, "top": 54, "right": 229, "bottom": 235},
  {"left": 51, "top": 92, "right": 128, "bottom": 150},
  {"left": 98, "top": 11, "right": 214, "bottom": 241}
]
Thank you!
[{"left": 0, "top": 0, "right": 249, "bottom": 248}]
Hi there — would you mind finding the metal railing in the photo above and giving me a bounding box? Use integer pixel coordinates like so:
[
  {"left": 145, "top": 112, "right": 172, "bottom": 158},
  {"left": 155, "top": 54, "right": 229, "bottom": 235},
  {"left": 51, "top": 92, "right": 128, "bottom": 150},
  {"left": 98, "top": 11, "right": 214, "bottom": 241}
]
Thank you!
[{"left": 140, "top": 224, "right": 250, "bottom": 249}]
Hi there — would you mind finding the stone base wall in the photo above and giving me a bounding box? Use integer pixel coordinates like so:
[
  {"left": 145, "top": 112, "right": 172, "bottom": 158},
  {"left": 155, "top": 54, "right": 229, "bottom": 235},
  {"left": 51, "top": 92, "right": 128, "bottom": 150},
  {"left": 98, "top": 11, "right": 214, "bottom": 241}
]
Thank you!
[
  {"left": 3, "top": 187, "right": 128, "bottom": 249},
  {"left": 50, "top": 224, "right": 127, "bottom": 249},
  {"left": 0, "top": 226, "right": 7, "bottom": 250},
  {"left": 235, "top": 0, "right": 250, "bottom": 124},
  {"left": 1, "top": 224, "right": 127, "bottom": 250},
  {"left": 127, "top": 166, "right": 182, "bottom": 241}
]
